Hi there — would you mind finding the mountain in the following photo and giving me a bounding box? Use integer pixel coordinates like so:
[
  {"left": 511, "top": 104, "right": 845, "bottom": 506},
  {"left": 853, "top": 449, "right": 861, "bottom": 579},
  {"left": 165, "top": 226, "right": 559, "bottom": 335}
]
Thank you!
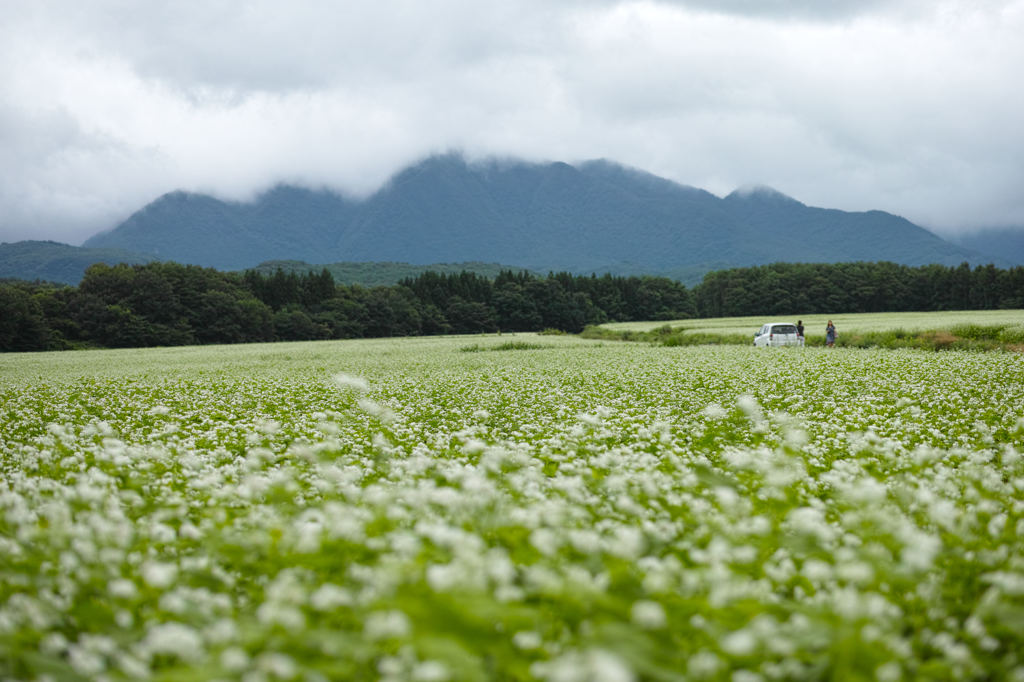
[
  {"left": 720, "top": 186, "right": 988, "bottom": 266},
  {"left": 80, "top": 154, "right": 991, "bottom": 282},
  {"left": 950, "top": 227, "right": 1024, "bottom": 266},
  {"left": 0, "top": 243, "right": 532, "bottom": 287},
  {"left": 81, "top": 187, "right": 353, "bottom": 270},
  {"left": 0, "top": 240, "right": 154, "bottom": 285}
]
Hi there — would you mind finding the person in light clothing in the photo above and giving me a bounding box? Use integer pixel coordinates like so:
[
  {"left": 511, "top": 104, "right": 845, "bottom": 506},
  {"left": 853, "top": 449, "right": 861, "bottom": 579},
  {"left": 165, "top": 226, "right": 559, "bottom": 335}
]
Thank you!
[{"left": 825, "top": 320, "right": 836, "bottom": 347}]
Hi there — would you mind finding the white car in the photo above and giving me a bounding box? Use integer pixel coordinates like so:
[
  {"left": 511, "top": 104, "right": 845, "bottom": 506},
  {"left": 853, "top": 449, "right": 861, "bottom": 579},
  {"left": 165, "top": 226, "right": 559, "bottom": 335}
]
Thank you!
[{"left": 753, "top": 322, "right": 803, "bottom": 347}]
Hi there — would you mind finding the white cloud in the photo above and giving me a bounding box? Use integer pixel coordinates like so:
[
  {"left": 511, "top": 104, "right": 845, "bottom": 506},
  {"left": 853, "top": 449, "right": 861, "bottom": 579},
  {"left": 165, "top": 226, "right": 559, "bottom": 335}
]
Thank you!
[{"left": 1, "top": 0, "right": 1023, "bottom": 244}]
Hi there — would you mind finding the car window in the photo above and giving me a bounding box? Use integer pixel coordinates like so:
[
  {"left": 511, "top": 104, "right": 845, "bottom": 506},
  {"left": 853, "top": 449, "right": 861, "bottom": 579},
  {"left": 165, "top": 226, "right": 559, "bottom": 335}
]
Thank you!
[{"left": 772, "top": 325, "right": 797, "bottom": 334}]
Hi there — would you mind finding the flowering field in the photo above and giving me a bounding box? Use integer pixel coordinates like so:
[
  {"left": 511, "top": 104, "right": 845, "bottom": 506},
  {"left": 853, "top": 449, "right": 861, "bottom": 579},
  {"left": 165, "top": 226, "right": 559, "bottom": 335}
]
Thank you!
[{"left": 2, "top": 335, "right": 1023, "bottom": 680}]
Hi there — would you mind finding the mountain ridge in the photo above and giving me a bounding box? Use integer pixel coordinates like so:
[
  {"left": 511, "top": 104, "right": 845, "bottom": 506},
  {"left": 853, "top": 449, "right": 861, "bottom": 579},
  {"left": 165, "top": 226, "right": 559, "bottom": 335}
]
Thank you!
[
  {"left": 951, "top": 227, "right": 1024, "bottom": 266},
  {"left": 35, "top": 154, "right": 1010, "bottom": 282},
  {"left": 0, "top": 240, "right": 155, "bottom": 285}
]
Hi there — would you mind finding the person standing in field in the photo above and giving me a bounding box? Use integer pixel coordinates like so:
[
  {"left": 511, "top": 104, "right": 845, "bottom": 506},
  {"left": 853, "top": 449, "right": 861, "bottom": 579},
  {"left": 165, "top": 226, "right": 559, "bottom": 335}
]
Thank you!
[
  {"left": 825, "top": 320, "right": 836, "bottom": 347},
  {"left": 796, "top": 320, "right": 805, "bottom": 346}
]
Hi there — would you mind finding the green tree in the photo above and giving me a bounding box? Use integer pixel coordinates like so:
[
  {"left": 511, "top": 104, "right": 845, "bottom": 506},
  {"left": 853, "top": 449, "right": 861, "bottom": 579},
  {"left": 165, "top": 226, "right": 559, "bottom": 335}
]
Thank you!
[
  {"left": 493, "top": 281, "right": 542, "bottom": 331},
  {"left": 446, "top": 296, "right": 498, "bottom": 334},
  {"left": 0, "top": 284, "right": 52, "bottom": 351},
  {"left": 273, "top": 306, "right": 330, "bottom": 341}
]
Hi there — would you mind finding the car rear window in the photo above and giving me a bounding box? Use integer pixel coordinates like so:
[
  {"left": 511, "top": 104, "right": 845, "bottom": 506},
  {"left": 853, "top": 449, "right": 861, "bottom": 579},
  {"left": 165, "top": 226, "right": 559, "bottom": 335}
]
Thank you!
[{"left": 772, "top": 325, "right": 797, "bottom": 334}]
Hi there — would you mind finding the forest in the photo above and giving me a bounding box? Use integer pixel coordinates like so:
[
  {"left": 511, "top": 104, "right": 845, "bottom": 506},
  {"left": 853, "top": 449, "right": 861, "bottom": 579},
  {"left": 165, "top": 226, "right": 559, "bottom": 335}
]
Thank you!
[
  {"left": 0, "top": 264, "right": 693, "bottom": 351},
  {"left": 2, "top": 260, "right": 1023, "bottom": 352},
  {"left": 695, "top": 261, "right": 1024, "bottom": 317}
]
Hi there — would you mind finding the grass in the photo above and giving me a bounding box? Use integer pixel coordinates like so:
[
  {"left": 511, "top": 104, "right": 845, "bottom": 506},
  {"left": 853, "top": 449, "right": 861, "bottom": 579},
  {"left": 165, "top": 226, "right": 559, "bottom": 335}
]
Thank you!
[
  {"left": 590, "top": 310, "right": 1024, "bottom": 352},
  {"left": 460, "top": 341, "right": 548, "bottom": 352},
  {"left": 603, "top": 310, "right": 1024, "bottom": 335}
]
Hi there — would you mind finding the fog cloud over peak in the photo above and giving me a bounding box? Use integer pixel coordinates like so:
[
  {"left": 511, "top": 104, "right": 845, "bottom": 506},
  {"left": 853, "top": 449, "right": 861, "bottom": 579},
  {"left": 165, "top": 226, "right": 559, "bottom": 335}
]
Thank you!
[{"left": 2, "top": 0, "right": 1023, "bottom": 244}]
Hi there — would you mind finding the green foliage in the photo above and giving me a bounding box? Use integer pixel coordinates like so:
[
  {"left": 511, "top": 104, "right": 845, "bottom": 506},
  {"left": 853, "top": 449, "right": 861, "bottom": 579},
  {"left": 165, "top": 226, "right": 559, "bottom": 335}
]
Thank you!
[
  {"left": 245, "top": 260, "right": 536, "bottom": 287},
  {"left": 949, "top": 323, "right": 1004, "bottom": 341},
  {"left": 0, "top": 283, "right": 52, "bottom": 351},
  {"left": 585, "top": 324, "right": 762, "bottom": 348},
  {"left": 997, "top": 325, "right": 1024, "bottom": 344},
  {"left": 7, "top": 257, "right": 1024, "bottom": 354},
  {"left": 461, "top": 340, "right": 547, "bottom": 352},
  {"left": 695, "top": 261, "right": 1024, "bottom": 317}
]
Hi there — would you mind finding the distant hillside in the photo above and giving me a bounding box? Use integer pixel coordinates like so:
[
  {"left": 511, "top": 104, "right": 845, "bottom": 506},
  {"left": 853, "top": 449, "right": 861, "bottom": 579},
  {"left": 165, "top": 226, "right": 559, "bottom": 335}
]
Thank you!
[
  {"left": 243, "top": 260, "right": 538, "bottom": 287},
  {"left": 82, "top": 154, "right": 992, "bottom": 280},
  {"left": 951, "top": 227, "right": 1024, "bottom": 266},
  {"left": 0, "top": 240, "right": 154, "bottom": 285}
]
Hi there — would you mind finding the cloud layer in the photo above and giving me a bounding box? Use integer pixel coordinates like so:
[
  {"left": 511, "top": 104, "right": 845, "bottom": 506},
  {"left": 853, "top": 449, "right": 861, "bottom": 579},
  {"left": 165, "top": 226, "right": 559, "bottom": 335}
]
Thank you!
[{"left": 2, "top": 0, "right": 1023, "bottom": 244}]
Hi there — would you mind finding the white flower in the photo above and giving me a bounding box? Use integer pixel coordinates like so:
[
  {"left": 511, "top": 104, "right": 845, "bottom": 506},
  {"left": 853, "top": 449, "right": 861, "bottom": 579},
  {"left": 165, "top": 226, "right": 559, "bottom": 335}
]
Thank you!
[
  {"left": 117, "top": 652, "right": 150, "bottom": 678},
  {"left": 530, "top": 528, "right": 561, "bottom": 556},
  {"left": 221, "top": 646, "right": 250, "bottom": 672},
  {"left": 736, "top": 394, "right": 762, "bottom": 420},
  {"left": 785, "top": 507, "right": 837, "bottom": 544},
  {"left": 513, "top": 630, "right": 542, "bottom": 650},
  {"left": 608, "top": 526, "right": 645, "bottom": 560},
  {"left": 332, "top": 373, "right": 370, "bottom": 392},
  {"left": 702, "top": 403, "right": 728, "bottom": 420},
  {"left": 568, "top": 528, "right": 603, "bottom": 555},
  {"left": 532, "top": 648, "right": 634, "bottom": 682},
  {"left": 876, "top": 661, "right": 902, "bottom": 682},
  {"left": 364, "top": 610, "right": 411, "bottom": 640},
  {"left": 462, "top": 438, "right": 487, "bottom": 455},
  {"left": 257, "top": 419, "right": 281, "bottom": 435},
  {"left": 630, "top": 600, "right": 667, "bottom": 629},
  {"left": 981, "top": 571, "right": 1024, "bottom": 595},
  {"left": 837, "top": 559, "right": 874, "bottom": 584},
  {"left": 687, "top": 651, "right": 722, "bottom": 678},
  {"left": 257, "top": 652, "right": 297, "bottom": 679},
  {"left": 141, "top": 561, "right": 178, "bottom": 589},
  {"left": 802, "top": 559, "right": 832, "bottom": 583},
  {"left": 358, "top": 398, "right": 395, "bottom": 422},
  {"left": 721, "top": 628, "right": 757, "bottom": 656},
  {"left": 68, "top": 645, "right": 105, "bottom": 675},
  {"left": 143, "top": 622, "right": 204, "bottom": 662},
  {"left": 899, "top": 532, "right": 941, "bottom": 571},
  {"left": 412, "top": 660, "right": 450, "bottom": 681},
  {"left": 256, "top": 602, "right": 305, "bottom": 630},
  {"left": 732, "top": 671, "right": 764, "bottom": 682},
  {"left": 108, "top": 578, "right": 137, "bottom": 599},
  {"left": 426, "top": 563, "right": 460, "bottom": 592},
  {"left": 205, "top": 618, "right": 238, "bottom": 644},
  {"left": 310, "top": 583, "right": 352, "bottom": 611},
  {"left": 179, "top": 522, "right": 202, "bottom": 540}
]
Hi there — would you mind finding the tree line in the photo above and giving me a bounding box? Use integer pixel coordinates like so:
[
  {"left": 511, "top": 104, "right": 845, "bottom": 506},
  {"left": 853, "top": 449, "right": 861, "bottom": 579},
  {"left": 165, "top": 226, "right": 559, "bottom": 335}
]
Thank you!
[
  {"left": 0, "top": 263, "right": 695, "bottom": 351},
  {"left": 694, "top": 261, "right": 1024, "bottom": 318},
  {"left": 3, "top": 260, "right": 1023, "bottom": 352}
]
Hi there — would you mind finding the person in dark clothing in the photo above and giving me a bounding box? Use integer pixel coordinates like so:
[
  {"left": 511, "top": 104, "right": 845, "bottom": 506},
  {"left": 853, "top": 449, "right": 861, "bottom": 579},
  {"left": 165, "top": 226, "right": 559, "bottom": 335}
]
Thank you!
[{"left": 825, "top": 320, "right": 836, "bottom": 347}]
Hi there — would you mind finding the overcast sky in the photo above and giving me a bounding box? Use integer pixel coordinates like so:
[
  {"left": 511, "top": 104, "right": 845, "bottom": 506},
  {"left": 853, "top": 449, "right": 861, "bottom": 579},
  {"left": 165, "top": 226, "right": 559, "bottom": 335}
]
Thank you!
[{"left": 2, "top": 0, "right": 1023, "bottom": 245}]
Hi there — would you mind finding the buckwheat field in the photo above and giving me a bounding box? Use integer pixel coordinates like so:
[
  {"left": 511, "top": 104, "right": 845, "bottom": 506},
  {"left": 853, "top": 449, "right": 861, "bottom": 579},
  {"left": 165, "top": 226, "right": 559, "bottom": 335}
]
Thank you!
[{"left": 2, "top": 335, "right": 1023, "bottom": 681}]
